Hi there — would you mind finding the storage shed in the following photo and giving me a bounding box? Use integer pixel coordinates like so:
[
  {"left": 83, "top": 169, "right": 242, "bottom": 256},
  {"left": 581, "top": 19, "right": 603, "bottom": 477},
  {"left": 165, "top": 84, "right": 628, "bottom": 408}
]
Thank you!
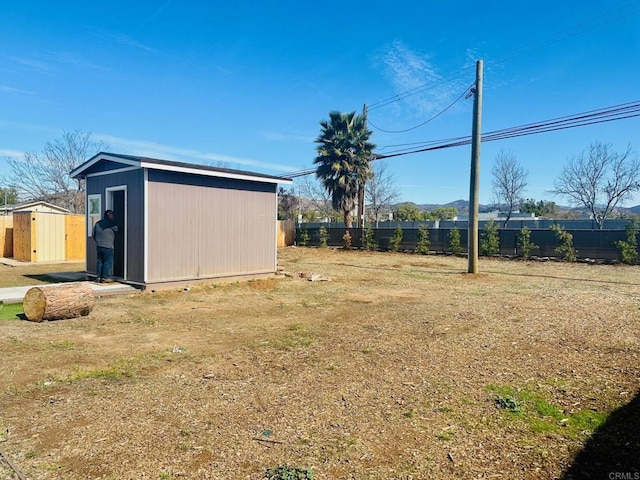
[
  {"left": 71, "top": 152, "right": 292, "bottom": 289},
  {"left": 1, "top": 200, "right": 71, "bottom": 215},
  {"left": 11, "top": 211, "right": 85, "bottom": 262},
  {"left": 0, "top": 200, "right": 84, "bottom": 261}
]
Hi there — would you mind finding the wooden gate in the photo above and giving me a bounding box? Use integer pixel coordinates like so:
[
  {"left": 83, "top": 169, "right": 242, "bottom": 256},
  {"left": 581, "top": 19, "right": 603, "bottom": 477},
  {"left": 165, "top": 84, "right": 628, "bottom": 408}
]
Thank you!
[{"left": 11, "top": 212, "right": 85, "bottom": 262}]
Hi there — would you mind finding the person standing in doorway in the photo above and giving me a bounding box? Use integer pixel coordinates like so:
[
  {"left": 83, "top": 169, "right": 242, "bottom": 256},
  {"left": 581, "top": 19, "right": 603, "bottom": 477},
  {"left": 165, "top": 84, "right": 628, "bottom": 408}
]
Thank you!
[{"left": 92, "top": 209, "right": 118, "bottom": 283}]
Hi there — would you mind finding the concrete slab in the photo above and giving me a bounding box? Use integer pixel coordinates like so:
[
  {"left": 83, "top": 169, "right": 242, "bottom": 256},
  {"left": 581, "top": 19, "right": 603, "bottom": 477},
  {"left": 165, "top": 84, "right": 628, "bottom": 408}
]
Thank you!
[
  {"left": 0, "top": 280, "right": 139, "bottom": 304},
  {"left": 0, "top": 257, "right": 26, "bottom": 267},
  {"left": 0, "top": 286, "right": 31, "bottom": 304},
  {"left": 0, "top": 257, "right": 84, "bottom": 267}
]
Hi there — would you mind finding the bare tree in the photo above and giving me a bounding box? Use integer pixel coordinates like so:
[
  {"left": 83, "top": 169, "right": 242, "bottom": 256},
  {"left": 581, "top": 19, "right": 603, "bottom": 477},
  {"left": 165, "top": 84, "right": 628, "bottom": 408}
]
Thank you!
[
  {"left": 552, "top": 141, "right": 640, "bottom": 229},
  {"left": 0, "top": 187, "right": 19, "bottom": 207},
  {"left": 295, "top": 175, "right": 337, "bottom": 222},
  {"left": 491, "top": 149, "right": 528, "bottom": 227},
  {"left": 365, "top": 160, "right": 400, "bottom": 226},
  {"left": 2, "top": 130, "right": 109, "bottom": 213},
  {"left": 277, "top": 187, "right": 297, "bottom": 220}
]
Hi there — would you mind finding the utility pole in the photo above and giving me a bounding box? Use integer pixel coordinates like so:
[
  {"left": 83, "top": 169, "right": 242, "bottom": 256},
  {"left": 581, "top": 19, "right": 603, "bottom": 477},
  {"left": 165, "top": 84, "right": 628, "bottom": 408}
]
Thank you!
[
  {"left": 468, "top": 60, "right": 483, "bottom": 274},
  {"left": 358, "top": 104, "right": 368, "bottom": 231}
]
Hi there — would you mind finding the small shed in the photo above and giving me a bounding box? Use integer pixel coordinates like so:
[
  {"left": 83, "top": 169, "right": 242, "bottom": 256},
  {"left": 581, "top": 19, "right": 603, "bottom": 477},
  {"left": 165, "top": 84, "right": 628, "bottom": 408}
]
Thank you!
[
  {"left": 11, "top": 211, "right": 85, "bottom": 262},
  {"left": 0, "top": 201, "right": 84, "bottom": 262},
  {"left": 71, "top": 152, "right": 292, "bottom": 289},
  {"left": 1, "top": 200, "right": 70, "bottom": 216}
]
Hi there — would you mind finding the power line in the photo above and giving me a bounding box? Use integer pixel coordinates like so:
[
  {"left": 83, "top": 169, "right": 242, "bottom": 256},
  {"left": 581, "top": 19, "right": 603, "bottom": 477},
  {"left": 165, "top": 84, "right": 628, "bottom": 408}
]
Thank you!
[
  {"left": 365, "top": 2, "right": 640, "bottom": 115},
  {"left": 283, "top": 100, "right": 640, "bottom": 177},
  {"left": 487, "top": 0, "right": 640, "bottom": 67},
  {"left": 367, "top": 70, "right": 472, "bottom": 112},
  {"left": 377, "top": 101, "right": 640, "bottom": 160},
  {"left": 368, "top": 83, "right": 475, "bottom": 134}
]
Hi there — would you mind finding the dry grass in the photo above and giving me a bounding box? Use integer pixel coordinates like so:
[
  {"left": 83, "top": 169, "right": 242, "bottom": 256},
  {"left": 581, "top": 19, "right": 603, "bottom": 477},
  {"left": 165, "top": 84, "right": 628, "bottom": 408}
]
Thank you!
[
  {"left": 0, "top": 248, "right": 639, "bottom": 479},
  {"left": 0, "top": 261, "right": 85, "bottom": 288}
]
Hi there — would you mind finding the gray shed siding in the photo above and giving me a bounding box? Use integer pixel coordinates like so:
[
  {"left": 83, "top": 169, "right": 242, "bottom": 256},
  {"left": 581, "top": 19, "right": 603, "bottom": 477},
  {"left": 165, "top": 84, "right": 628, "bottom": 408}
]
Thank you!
[
  {"left": 146, "top": 170, "right": 277, "bottom": 283},
  {"left": 86, "top": 169, "right": 145, "bottom": 283}
]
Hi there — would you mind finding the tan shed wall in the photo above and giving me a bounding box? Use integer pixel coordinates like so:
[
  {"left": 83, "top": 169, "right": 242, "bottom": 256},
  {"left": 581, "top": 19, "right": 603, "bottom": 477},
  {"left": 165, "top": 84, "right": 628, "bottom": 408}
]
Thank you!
[
  {"left": 0, "top": 216, "right": 13, "bottom": 257},
  {"left": 147, "top": 180, "right": 277, "bottom": 283},
  {"left": 35, "top": 212, "right": 65, "bottom": 262}
]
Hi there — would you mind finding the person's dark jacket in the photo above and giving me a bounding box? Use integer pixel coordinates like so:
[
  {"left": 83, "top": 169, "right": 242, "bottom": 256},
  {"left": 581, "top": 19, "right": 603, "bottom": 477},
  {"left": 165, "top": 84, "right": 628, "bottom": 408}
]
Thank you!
[{"left": 92, "top": 218, "right": 118, "bottom": 249}]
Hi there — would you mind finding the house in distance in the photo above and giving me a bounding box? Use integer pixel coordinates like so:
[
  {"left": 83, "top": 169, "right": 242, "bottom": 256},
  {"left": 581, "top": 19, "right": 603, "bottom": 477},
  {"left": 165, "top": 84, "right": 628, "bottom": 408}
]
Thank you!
[{"left": 71, "top": 152, "right": 292, "bottom": 289}]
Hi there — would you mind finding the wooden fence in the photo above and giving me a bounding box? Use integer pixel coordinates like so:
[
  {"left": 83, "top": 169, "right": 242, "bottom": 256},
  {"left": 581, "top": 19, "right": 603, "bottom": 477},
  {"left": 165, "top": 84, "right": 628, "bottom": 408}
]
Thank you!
[
  {"left": 4, "top": 212, "right": 85, "bottom": 262},
  {"left": 277, "top": 220, "right": 295, "bottom": 247},
  {"left": 0, "top": 215, "right": 13, "bottom": 257}
]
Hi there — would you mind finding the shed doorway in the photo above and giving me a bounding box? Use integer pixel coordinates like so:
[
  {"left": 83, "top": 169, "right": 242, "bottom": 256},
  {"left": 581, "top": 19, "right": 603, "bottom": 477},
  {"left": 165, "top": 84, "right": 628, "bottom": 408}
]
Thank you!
[{"left": 106, "top": 187, "right": 126, "bottom": 280}]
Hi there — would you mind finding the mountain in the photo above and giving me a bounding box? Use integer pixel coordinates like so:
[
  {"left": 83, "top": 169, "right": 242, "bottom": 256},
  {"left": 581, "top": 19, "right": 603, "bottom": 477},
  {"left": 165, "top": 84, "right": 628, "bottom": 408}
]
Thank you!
[
  {"left": 419, "top": 199, "right": 471, "bottom": 212},
  {"left": 413, "top": 200, "right": 640, "bottom": 216}
]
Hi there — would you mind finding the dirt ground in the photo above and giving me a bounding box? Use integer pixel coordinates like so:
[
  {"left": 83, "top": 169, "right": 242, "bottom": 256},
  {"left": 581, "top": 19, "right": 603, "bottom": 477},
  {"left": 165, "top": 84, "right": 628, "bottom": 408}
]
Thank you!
[{"left": 1, "top": 248, "right": 639, "bottom": 479}]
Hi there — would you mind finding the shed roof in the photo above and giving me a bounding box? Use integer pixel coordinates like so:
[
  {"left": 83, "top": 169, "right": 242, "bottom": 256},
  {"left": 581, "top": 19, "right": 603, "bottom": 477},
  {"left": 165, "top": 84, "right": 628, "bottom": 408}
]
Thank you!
[
  {"left": 0, "top": 200, "right": 70, "bottom": 215},
  {"left": 70, "top": 152, "right": 292, "bottom": 185}
]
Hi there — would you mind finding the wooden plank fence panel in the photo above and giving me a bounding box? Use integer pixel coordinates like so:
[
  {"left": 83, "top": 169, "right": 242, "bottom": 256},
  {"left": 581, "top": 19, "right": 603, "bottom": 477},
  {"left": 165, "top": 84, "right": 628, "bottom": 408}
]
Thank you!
[
  {"left": 277, "top": 220, "right": 295, "bottom": 247},
  {"left": 0, "top": 216, "right": 13, "bottom": 257},
  {"left": 65, "top": 214, "right": 86, "bottom": 261},
  {"left": 12, "top": 212, "right": 32, "bottom": 261}
]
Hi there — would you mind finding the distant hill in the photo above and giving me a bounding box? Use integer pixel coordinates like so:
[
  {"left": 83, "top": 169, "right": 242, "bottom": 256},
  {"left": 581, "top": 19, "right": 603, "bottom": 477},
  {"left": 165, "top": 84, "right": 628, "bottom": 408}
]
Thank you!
[
  {"left": 396, "top": 199, "right": 477, "bottom": 214},
  {"left": 419, "top": 199, "right": 472, "bottom": 213},
  {"left": 404, "top": 200, "right": 640, "bottom": 217}
]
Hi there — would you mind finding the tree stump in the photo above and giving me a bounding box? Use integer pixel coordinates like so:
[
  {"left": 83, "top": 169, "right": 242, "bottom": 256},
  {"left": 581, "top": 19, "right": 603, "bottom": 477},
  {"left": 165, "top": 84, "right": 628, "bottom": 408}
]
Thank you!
[{"left": 23, "top": 282, "right": 95, "bottom": 322}]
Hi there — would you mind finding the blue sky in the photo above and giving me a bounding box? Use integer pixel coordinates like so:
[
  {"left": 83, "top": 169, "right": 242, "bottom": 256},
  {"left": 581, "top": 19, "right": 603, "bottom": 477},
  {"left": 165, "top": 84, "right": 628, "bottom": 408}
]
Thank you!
[{"left": 1, "top": 1, "right": 639, "bottom": 206}]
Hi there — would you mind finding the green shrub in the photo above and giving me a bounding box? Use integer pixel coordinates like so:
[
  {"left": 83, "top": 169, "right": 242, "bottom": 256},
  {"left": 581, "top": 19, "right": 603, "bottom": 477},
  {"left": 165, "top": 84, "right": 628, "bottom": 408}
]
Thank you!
[
  {"left": 298, "top": 227, "right": 309, "bottom": 247},
  {"left": 416, "top": 226, "right": 430, "bottom": 255},
  {"left": 550, "top": 224, "right": 577, "bottom": 262},
  {"left": 517, "top": 226, "right": 538, "bottom": 259},
  {"left": 495, "top": 394, "right": 522, "bottom": 413},
  {"left": 480, "top": 219, "right": 499, "bottom": 256},
  {"left": 448, "top": 227, "right": 463, "bottom": 255},
  {"left": 318, "top": 226, "right": 328, "bottom": 248},
  {"left": 616, "top": 219, "right": 639, "bottom": 264},
  {"left": 388, "top": 227, "right": 403, "bottom": 252},
  {"left": 265, "top": 465, "right": 314, "bottom": 480},
  {"left": 363, "top": 224, "right": 377, "bottom": 251}
]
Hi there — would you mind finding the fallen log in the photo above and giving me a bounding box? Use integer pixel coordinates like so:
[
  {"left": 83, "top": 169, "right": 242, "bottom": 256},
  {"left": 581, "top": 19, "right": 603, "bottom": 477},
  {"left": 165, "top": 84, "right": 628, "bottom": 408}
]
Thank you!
[{"left": 23, "top": 282, "right": 95, "bottom": 322}]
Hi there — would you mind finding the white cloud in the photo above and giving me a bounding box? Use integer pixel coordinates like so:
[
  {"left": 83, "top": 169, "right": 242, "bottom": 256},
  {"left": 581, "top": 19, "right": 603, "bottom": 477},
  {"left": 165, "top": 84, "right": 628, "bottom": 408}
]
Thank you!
[
  {"left": 0, "top": 84, "right": 32, "bottom": 95},
  {"left": 6, "top": 55, "right": 52, "bottom": 73},
  {"left": 0, "top": 121, "right": 297, "bottom": 175},
  {"left": 4, "top": 51, "right": 107, "bottom": 77},
  {"left": 0, "top": 148, "right": 24, "bottom": 158},
  {"left": 144, "top": 0, "right": 173, "bottom": 24},
  {"left": 261, "top": 131, "right": 315, "bottom": 143},
  {"left": 93, "top": 134, "right": 294, "bottom": 173},
  {"left": 375, "top": 40, "right": 466, "bottom": 117},
  {"left": 47, "top": 51, "right": 108, "bottom": 71},
  {"left": 101, "top": 32, "right": 159, "bottom": 54}
]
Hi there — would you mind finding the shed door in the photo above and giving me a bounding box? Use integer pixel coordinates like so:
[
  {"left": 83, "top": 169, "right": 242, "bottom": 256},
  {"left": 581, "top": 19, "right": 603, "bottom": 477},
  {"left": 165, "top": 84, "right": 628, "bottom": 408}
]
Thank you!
[{"left": 109, "top": 189, "right": 126, "bottom": 278}]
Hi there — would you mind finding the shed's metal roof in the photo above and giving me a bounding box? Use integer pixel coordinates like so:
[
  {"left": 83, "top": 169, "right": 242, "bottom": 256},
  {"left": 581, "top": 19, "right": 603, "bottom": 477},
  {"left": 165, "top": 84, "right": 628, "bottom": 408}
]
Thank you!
[
  {"left": 0, "top": 200, "right": 70, "bottom": 214},
  {"left": 70, "top": 152, "right": 293, "bottom": 185}
]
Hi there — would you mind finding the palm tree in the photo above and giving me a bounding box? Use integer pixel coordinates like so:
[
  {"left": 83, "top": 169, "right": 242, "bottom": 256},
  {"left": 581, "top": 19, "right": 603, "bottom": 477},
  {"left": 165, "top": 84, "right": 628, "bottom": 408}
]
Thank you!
[{"left": 313, "top": 111, "right": 376, "bottom": 228}]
